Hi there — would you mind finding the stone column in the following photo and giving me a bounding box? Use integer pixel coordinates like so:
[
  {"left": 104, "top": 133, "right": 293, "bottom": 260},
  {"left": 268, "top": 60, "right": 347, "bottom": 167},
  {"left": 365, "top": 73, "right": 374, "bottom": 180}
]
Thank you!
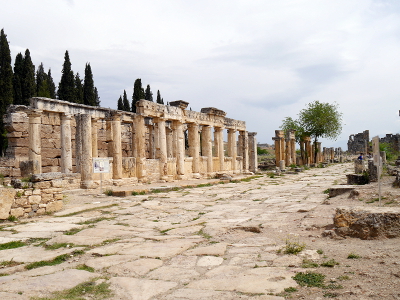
[
  {"left": 248, "top": 132, "right": 258, "bottom": 173},
  {"left": 316, "top": 142, "right": 322, "bottom": 163},
  {"left": 135, "top": 115, "right": 147, "bottom": 179},
  {"left": 272, "top": 130, "right": 285, "bottom": 167},
  {"left": 240, "top": 131, "right": 249, "bottom": 172},
  {"left": 28, "top": 110, "right": 42, "bottom": 174},
  {"left": 111, "top": 113, "right": 122, "bottom": 180},
  {"left": 290, "top": 130, "right": 296, "bottom": 166},
  {"left": 227, "top": 129, "right": 237, "bottom": 171},
  {"left": 166, "top": 126, "right": 173, "bottom": 158},
  {"left": 91, "top": 118, "right": 98, "bottom": 158},
  {"left": 202, "top": 125, "right": 213, "bottom": 173},
  {"left": 80, "top": 114, "right": 93, "bottom": 189},
  {"left": 188, "top": 123, "right": 200, "bottom": 174},
  {"left": 173, "top": 120, "right": 185, "bottom": 176},
  {"left": 60, "top": 113, "right": 72, "bottom": 173},
  {"left": 75, "top": 115, "right": 82, "bottom": 173},
  {"left": 214, "top": 127, "right": 224, "bottom": 171},
  {"left": 157, "top": 118, "right": 168, "bottom": 178},
  {"left": 304, "top": 136, "right": 312, "bottom": 165},
  {"left": 285, "top": 132, "right": 292, "bottom": 167}
]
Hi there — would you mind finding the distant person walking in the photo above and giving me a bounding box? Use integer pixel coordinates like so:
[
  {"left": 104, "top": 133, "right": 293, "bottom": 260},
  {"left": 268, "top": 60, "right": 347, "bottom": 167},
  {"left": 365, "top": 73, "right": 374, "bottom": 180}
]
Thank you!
[{"left": 358, "top": 153, "right": 363, "bottom": 160}]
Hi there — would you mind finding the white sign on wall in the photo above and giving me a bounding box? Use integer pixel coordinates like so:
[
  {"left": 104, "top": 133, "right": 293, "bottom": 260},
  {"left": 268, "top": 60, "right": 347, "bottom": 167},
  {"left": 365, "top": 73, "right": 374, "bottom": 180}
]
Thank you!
[{"left": 93, "top": 158, "right": 110, "bottom": 173}]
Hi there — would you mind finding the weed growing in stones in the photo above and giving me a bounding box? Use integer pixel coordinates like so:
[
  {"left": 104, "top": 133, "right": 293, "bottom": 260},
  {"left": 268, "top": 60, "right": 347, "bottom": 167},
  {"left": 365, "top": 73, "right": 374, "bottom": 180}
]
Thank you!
[
  {"left": 132, "top": 191, "right": 146, "bottom": 196},
  {"left": 338, "top": 275, "right": 350, "bottom": 281},
  {"left": 7, "top": 215, "right": 18, "bottom": 222},
  {"left": 0, "top": 240, "right": 26, "bottom": 250},
  {"left": 317, "top": 249, "right": 324, "bottom": 254},
  {"left": 278, "top": 239, "right": 306, "bottom": 255},
  {"left": 0, "top": 259, "right": 21, "bottom": 267},
  {"left": 293, "top": 271, "right": 325, "bottom": 287},
  {"left": 25, "top": 254, "right": 69, "bottom": 270},
  {"left": 347, "top": 253, "right": 361, "bottom": 259},
  {"left": 64, "top": 227, "right": 83, "bottom": 235},
  {"left": 320, "top": 259, "right": 340, "bottom": 267},
  {"left": 58, "top": 204, "right": 118, "bottom": 217},
  {"left": 302, "top": 259, "right": 319, "bottom": 268},
  {"left": 76, "top": 264, "right": 95, "bottom": 272},
  {"left": 104, "top": 189, "right": 113, "bottom": 196},
  {"left": 78, "top": 217, "right": 112, "bottom": 225},
  {"left": 44, "top": 243, "right": 73, "bottom": 250}
]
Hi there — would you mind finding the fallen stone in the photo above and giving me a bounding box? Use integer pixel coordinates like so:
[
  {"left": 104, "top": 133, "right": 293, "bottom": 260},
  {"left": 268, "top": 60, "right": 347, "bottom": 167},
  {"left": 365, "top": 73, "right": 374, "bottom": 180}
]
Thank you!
[
  {"left": 0, "top": 187, "right": 16, "bottom": 219},
  {"left": 328, "top": 186, "right": 355, "bottom": 198},
  {"left": 334, "top": 206, "right": 400, "bottom": 239}
]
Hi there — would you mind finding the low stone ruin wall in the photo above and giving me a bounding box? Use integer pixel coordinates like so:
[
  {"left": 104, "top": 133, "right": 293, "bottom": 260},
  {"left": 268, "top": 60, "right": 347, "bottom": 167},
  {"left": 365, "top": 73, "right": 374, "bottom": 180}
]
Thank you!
[
  {"left": 334, "top": 206, "right": 400, "bottom": 239},
  {"left": 0, "top": 172, "right": 79, "bottom": 220}
]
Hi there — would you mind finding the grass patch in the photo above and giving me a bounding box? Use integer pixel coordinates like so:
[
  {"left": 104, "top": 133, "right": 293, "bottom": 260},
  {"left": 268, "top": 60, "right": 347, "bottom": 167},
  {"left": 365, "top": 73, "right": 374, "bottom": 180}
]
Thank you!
[
  {"left": 197, "top": 183, "right": 212, "bottom": 187},
  {"left": 347, "top": 252, "right": 361, "bottom": 259},
  {"left": 132, "top": 191, "right": 146, "bottom": 196},
  {"left": 0, "top": 259, "right": 21, "bottom": 268},
  {"left": 293, "top": 271, "right": 325, "bottom": 287},
  {"left": 78, "top": 217, "right": 111, "bottom": 225},
  {"left": 323, "top": 189, "right": 330, "bottom": 194},
  {"left": 197, "top": 229, "right": 212, "bottom": 239},
  {"left": 25, "top": 254, "right": 69, "bottom": 270},
  {"left": 32, "top": 278, "right": 113, "bottom": 300},
  {"left": 104, "top": 189, "right": 113, "bottom": 196},
  {"left": 323, "top": 292, "right": 338, "bottom": 298},
  {"left": 278, "top": 239, "right": 306, "bottom": 255},
  {"left": 317, "top": 249, "right": 324, "bottom": 254},
  {"left": 0, "top": 240, "right": 26, "bottom": 251},
  {"left": 7, "top": 215, "right": 18, "bottom": 222},
  {"left": 302, "top": 259, "right": 319, "bottom": 268},
  {"left": 240, "top": 175, "right": 263, "bottom": 182},
  {"left": 320, "top": 259, "right": 340, "bottom": 268},
  {"left": 337, "top": 275, "right": 350, "bottom": 281},
  {"left": 44, "top": 243, "right": 72, "bottom": 250},
  {"left": 64, "top": 227, "right": 84, "bottom": 235},
  {"left": 76, "top": 264, "right": 95, "bottom": 272},
  {"left": 115, "top": 222, "right": 129, "bottom": 227}
]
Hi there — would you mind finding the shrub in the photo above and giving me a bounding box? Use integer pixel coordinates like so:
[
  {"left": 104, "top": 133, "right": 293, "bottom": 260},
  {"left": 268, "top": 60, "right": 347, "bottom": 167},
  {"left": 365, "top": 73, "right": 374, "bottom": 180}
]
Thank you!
[{"left": 293, "top": 272, "right": 325, "bottom": 287}]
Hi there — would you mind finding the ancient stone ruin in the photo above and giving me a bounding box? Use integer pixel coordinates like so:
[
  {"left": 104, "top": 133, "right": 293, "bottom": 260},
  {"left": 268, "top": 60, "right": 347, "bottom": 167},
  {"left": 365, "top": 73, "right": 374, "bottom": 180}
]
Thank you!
[
  {"left": 347, "top": 130, "right": 369, "bottom": 154},
  {"left": 0, "top": 97, "right": 257, "bottom": 218}
]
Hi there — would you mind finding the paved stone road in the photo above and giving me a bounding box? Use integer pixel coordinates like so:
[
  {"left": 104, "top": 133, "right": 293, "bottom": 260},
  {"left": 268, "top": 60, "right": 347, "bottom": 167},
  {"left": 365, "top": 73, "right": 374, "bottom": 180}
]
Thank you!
[{"left": 0, "top": 163, "right": 351, "bottom": 299}]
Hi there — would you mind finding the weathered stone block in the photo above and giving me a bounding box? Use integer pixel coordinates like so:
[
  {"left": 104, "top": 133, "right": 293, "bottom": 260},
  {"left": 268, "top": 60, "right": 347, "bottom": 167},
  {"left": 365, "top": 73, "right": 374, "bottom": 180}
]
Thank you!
[
  {"left": 42, "top": 188, "right": 62, "bottom": 194},
  {"left": 54, "top": 193, "right": 64, "bottom": 200},
  {"left": 334, "top": 206, "right": 400, "bottom": 239},
  {"left": 10, "top": 207, "right": 24, "bottom": 218},
  {"left": 46, "top": 200, "right": 63, "bottom": 212},
  {"left": 0, "top": 188, "right": 16, "bottom": 219},
  {"left": 41, "top": 193, "right": 54, "bottom": 203},
  {"left": 8, "top": 137, "right": 29, "bottom": 147},
  {"left": 14, "top": 196, "right": 28, "bottom": 206},
  {"left": 33, "top": 181, "right": 51, "bottom": 189},
  {"left": 346, "top": 174, "right": 369, "bottom": 185},
  {"left": 28, "top": 195, "right": 41, "bottom": 204},
  {"left": 51, "top": 179, "right": 64, "bottom": 188},
  {"left": 328, "top": 186, "right": 355, "bottom": 198},
  {"left": 31, "top": 172, "right": 63, "bottom": 182}
]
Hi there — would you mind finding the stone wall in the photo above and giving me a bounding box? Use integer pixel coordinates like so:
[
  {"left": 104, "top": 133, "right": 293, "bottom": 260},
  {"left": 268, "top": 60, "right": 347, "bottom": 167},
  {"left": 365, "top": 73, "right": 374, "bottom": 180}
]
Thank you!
[
  {"left": 347, "top": 130, "right": 369, "bottom": 154},
  {"left": 380, "top": 133, "right": 400, "bottom": 152}
]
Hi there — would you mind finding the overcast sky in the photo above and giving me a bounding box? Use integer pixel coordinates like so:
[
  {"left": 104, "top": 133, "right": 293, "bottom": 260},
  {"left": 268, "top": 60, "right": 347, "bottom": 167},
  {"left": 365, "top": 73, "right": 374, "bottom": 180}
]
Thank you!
[{"left": 2, "top": 0, "right": 400, "bottom": 148}]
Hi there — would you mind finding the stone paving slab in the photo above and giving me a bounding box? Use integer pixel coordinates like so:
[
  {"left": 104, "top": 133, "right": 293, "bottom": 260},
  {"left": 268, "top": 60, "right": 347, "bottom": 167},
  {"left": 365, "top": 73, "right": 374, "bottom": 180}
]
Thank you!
[
  {"left": 107, "top": 258, "right": 163, "bottom": 276},
  {"left": 0, "top": 245, "right": 76, "bottom": 263}
]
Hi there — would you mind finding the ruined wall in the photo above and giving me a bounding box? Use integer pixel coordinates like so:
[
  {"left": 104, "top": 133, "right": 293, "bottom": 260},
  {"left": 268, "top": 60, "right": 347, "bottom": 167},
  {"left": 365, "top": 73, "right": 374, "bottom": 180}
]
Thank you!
[
  {"left": 380, "top": 133, "right": 400, "bottom": 152},
  {"left": 347, "top": 130, "right": 369, "bottom": 154}
]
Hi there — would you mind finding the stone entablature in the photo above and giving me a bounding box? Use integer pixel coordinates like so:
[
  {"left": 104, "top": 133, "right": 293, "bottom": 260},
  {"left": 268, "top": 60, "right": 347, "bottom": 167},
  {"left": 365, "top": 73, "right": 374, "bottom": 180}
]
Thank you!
[{"left": 1, "top": 97, "right": 257, "bottom": 188}]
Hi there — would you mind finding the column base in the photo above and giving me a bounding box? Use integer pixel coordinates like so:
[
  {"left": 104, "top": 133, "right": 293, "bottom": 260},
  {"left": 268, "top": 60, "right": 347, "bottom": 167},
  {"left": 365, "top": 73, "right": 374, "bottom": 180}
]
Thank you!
[
  {"left": 80, "top": 180, "right": 94, "bottom": 189},
  {"left": 192, "top": 173, "right": 201, "bottom": 179}
]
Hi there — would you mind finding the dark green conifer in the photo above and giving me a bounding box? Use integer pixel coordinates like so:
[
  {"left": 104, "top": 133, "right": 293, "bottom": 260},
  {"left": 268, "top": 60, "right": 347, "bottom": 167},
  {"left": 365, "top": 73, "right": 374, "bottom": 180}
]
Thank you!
[
  {"left": 156, "top": 90, "right": 164, "bottom": 104},
  {"left": 75, "top": 73, "right": 83, "bottom": 104},
  {"left": 57, "top": 51, "right": 75, "bottom": 102},
  {"left": 117, "top": 95, "right": 123, "bottom": 110},
  {"left": 21, "top": 49, "right": 36, "bottom": 105},
  {"left": 0, "top": 28, "right": 13, "bottom": 156},
  {"left": 47, "top": 69, "right": 56, "bottom": 99},
  {"left": 123, "top": 90, "right": 130, "bottom": 111},
  {"left": 83, "top": 63, "right": 96, "bottom": 106},
  {"left": 131, "top": 78, "right": 145, "bottom": 113},
  {"left": 36, "top": 63, "right": 51, "bottom": 98},
  {"left": 13, "top": 52, "right": 24, "bottom": 104},
  {"left": 145, "top": 84, "right": 153, "bottom": 101},
  {"left": 94, "top": 87, "right": 100, "bottom": 106}
]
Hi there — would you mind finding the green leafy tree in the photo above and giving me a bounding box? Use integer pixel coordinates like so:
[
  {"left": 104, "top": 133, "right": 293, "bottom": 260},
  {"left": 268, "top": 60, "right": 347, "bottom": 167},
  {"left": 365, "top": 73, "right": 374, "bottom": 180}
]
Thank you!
[
  {"left": 122, "top": 90, "right": 130, "bottom": 111},
  {"left": 0, "top": 28, "right": 13, "bottom": 156},
  {"left": 117, "top": 95, "right": 123, "bottom": 110},
  {"left": 131, "top": 78, "right": 145, "bottom": 113},
  {"left": 156, "top": 90, "right": 164, "bottom": 104},
  {"left": 21, "top": 49, "right": 36, "bottom": 105},
  {"left": 47, "top": 69, "right": 56, "bottom": 99},
  {"left": 13, "top": 52, "right": 24, "bottom": 104},
  {"left": 145, "top": 84, "right": 153, "bottom": 101},
  {"left": 83, "top": 63, "right": 96, "bottom": 106},
  {"left": 282, "top": 101, "right": 342, "bottom": 163},
  {"left": 74, "top": 73, "right": 83, "bottom": 104},
  {"left": 57, "top": 50, "right": 75, "bottom": 102}
]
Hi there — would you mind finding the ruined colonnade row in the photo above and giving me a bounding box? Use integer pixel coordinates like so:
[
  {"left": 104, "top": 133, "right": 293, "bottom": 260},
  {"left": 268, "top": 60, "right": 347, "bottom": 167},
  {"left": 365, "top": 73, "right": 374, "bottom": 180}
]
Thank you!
[
  {"left": 272, "top": 130, "right": 342, "bottom": 167},
  {"left": 2, "top": 98, "right": 258, "bottom": 188}
]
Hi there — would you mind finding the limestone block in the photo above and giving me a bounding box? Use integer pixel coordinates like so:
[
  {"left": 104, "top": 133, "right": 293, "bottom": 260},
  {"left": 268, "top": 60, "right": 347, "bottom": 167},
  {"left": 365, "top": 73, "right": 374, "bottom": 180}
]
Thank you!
[
  {"left": 334, "top": 206, "right": 400, "bottom": 239},
  {"left": 0, "top": 188, "right": 16, "bottom": 219},
  {"left": 40, "top": 124, "right": 54, "bottom": 135},
  {"left": 42, "top": 188, "right": 62, "bottom": 194},
  {"left": 37, "top": 208, "right": 46, "bottom": 215},
  {"left": 42, "top": 158, "right": 60, "bottom": 167},
  {"left": 7, "top": 131, "right": 22, "bottom": 138},
  {"left": 42, "top": 138, "right": 61, "bottom": 149},
  {"left": 24, "top": 207, "right": 32, "bottom": 213},
  {"left": 14, "top": 196, "right": 28, "bottom": 207},
  {"left": 6, "top": 122, "right": 28, "bottom": 132},
  {"left": 8, "top": 147, "right": 28, "bottom": 157},
  {"left": 41, "top": 193, "right": 54, "bottom": 203},
  {"left": 10, "top": 207, "right": 24, "bottom": 218},
  {"left": 31, "top": 172, "right": 63, "bottom": 182},
  {"left": 346, "top": 174, "right": 369, "bottom": 185},
  {"left": 54, "top": 193, "right": 64, "bottom": 200},
  {"left": 32, "top": 189, "right": 41, "bottom": 195},
  {"left": 46, "top": 200, "right": 63, "bottom": 212},
  {"left": 8, "top": 137, "right": 29, "bottom": 147},
  {"left": 43, "top": 166, "right": 60, "bottom": 173},
  {"left": 51, "top": 179, "right": 64, "bottom": 188},
  {"left": 28, "top": 195, "right": 41, "bottom": 204},
  {"left": 10, "top": 168, "right": 21, "bottom": 177},
  {"left": 24, "top": 190, "right": 32, "bottom": 196},
  {"left": 33, "top": 181, "right": 51, "bottom": 189}
]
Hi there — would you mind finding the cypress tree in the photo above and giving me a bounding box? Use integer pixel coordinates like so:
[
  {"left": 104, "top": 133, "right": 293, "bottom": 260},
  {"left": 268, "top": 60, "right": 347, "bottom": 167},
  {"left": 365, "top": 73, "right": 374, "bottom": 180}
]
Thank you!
[
  {"left": 36, "top": 62, "right": 50, "bottom": 98},
  {"left": 145, "top": 84, "right": 153, "bottom": 101},
  {"left": 117, "top": 95, "right": 123, "bottom": 110},
  {"left": 0, "top": 28, "right": 13, "bottom": 156},
  {"left": 156, "top": 90, "right": 164, "bottom": 104},
  {"left": 83, "top": 63, "right": 95, "bottom": 106},
  {"left": 131, "top": 78, "right": 145, "bottom": 113},
  {"left": 57, "top": 50, "right": 75, "bottom": 102},
  {"left": 94, "top": 87, "right": 100, "bottom": 106},
  {"left": 21, "top": 49, "right": 36, "bottom": 105},
  {"left": 123, "top": 89, "right": 130, "bottom": 111},
  {"left": 13, "top": 52, "right": 24, "bottom": 104},
  {"left": 74, "top": 73, "right": 83, "bottom": 104},
  {"left": 47, "top": 69, "right": 56, "bottom": 99}
]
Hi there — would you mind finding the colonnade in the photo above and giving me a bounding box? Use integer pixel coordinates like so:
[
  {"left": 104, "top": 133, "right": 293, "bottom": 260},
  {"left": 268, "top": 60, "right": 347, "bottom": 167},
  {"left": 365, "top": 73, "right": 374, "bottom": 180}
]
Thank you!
[{"left": 24, "top": 98, "right": 258, "bottom": 188}]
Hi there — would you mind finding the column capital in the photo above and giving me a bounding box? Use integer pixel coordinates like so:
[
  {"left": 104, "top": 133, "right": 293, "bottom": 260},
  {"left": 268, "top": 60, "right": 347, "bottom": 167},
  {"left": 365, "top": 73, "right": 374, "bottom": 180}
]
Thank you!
[
  {"left": 227, "top": 128, "right": 237, "bottom": 133},
  {"left": 248, "top": 132, "right": 257, "bottom": 137},
  {"left": 27, "top": 109, "right": 43, "bottom": 118},
  {"left": 61, "top": 113, "right": 73, "bottom": 120}
]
